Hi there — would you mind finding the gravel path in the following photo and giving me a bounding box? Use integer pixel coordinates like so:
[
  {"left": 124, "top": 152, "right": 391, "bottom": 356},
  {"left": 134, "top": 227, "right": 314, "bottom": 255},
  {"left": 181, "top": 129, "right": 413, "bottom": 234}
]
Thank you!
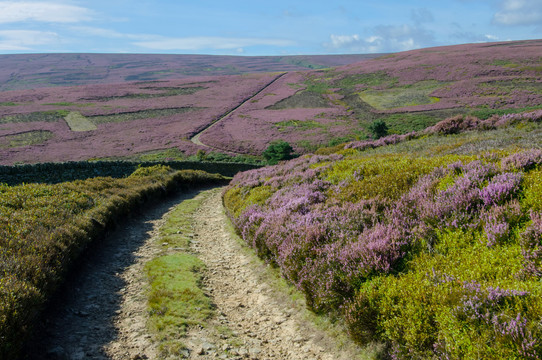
[
  {"left": 27, "top": 189, "right": 207, "bottom": 360},
  {"left": 182, "top": 188, "right": 359, "bottom": 360},
  {"left": 27, "top": 187, "right": 361, "bottom": 360}
]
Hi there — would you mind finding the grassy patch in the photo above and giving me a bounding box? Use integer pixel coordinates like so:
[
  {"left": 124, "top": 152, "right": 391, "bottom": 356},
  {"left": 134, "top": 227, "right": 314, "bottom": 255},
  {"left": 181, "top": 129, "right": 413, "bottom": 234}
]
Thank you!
[
  {"left": 478, "top": 80, "right": 542, "bottom": 96},
  {"left": 145, "top": 191, "right": 214, "bottom": 357},
  {"left": 89, "top": 86, "right": 205, "bottom": 101},
  {"left": 64, "top": 111, "right": 97, "bottom": 131},
  {"left": 0, "top": 102, "right": 18, "bottom": 106},
  {"left": 275, "top": 119, "right": 324, "bottom": 132},
  {"left": 469, "top": 104, "right": 542, "bottom": 120},
  {"left": 0, "top": 110, "right": 69, "bottom": 124},
  {"left": 0, "top": 130, "right": 53, "bottom": 148},
  {"left": 336, "top": 71, "right": 397, "bottom": 89},
  {"left": 89, "top": 107, "right": 197, "bottom": 124},
  {"left": 360, "top": 80, "right": 446, "bottom": 110},
  {"left": 43, "top": 102, "right": 94, "bottom": 107}
]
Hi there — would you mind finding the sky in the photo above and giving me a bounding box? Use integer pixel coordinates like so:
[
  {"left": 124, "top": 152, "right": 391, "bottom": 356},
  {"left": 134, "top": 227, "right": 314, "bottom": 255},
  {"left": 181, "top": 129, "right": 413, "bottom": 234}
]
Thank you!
[{"left": 0, "top": 0, "right": 541, "bottom": 55}]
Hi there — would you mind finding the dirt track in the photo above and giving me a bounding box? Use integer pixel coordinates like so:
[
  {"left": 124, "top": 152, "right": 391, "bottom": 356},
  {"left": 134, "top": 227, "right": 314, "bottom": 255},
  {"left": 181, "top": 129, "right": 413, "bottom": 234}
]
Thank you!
[{"left": 27, "top": 187, "right": 360, "bottom": 360}]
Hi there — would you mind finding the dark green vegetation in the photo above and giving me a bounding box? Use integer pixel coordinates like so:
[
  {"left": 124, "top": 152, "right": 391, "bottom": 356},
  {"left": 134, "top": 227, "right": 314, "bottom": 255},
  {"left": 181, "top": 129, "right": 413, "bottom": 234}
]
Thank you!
[
  {"left": 0, "top": 160, "right": 260, "bottom": 186},
  {"left": 262, "top": 140, "right": 297, "bottom": 165},
  {"left": 368, "top": 120, "right": 388, "bottom": 139},
  {"left": 0, "top": 166, "right": 228, "bottom": 359},
  {"left": 0, "top": 110, "right": 69, "bottom": 124},
  {"left": 224, "top": 111, "right": 542, "bottom": 359}
]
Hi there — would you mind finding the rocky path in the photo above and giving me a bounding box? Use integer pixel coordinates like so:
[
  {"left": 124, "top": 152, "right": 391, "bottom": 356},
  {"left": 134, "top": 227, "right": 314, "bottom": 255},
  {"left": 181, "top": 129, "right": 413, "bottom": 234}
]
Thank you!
[
  {"left": 28, "top": 189, "right": 208, "bottom": 360},
  {"left": 182, "top": 188, "right": 359, "bottom": 360},
  {"left": 28, "top": 187, "right": 361, "bottom": 360}
]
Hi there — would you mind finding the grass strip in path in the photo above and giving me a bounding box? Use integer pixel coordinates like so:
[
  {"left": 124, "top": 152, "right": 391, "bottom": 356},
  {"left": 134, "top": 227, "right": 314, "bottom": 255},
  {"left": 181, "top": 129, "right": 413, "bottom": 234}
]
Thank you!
[{"left": 145, "top": 189, "right": 215, "bottom": 358}]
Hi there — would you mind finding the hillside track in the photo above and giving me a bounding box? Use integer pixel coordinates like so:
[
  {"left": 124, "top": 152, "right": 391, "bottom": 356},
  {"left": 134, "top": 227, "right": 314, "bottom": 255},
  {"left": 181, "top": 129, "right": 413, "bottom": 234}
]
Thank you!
[
  {"left": 190, "top": 72, "right": 288, "bottom": 154},
  {"left": 26, "top": 187, "right": 359, "bottom": 360},
  {"left": 26, "top": 188, "right": 210, "bottom": 360},
  {"left": 183, "top": 188, "right": 359, "bottom": 360}
]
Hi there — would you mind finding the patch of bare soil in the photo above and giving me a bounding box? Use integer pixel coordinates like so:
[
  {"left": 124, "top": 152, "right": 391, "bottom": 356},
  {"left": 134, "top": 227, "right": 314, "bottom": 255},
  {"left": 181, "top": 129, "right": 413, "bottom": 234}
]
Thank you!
[{"left": 183, "top": 188, "right": 361, "bottom": 360}]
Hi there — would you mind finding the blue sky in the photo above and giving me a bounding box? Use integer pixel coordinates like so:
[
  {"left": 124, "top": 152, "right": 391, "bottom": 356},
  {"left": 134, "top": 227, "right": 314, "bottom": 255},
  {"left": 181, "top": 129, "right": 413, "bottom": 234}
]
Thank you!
[{"left": 0, "top": 0, "right": 541, "bottom": 55}]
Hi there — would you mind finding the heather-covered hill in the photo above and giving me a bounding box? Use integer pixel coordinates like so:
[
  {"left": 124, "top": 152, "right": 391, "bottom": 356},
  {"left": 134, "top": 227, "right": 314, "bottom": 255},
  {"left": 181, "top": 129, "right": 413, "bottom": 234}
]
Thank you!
[
  {"left": 205, "top": 40, "right": 542, "bottom": 154},
  {"left": 0, "top": 73, "right": 279, "bottom": 164},
  {"left": 0, "top": 53, "right": 381, "bottom": 91},
  {"left": 223, "top": 109, "right": 542, "bottom": 359},
  {"left": 0, "top": 40, "right": 540, "bottom": 164}
]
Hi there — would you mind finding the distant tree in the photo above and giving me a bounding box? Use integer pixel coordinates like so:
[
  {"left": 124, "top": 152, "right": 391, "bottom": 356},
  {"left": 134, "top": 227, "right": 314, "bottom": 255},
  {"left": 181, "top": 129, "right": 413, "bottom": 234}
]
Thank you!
[
  {"left": 263, "top": 140, "right": 296, "bottom": 165},
  {"left": 195, "top": 149, "right": 207, "bottom": 161},
  {"left": 368, "top": 120, "right": 389, "bottom": 139}
]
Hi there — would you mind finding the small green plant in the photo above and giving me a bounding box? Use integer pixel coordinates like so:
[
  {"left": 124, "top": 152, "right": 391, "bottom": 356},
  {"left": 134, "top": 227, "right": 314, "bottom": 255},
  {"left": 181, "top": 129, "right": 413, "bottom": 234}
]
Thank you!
[
  {"left": 368, "top": 120, "right": 389, "bottom": 139},
  {"left": 262, "top": 140, "right": 296, "bottom": 165}
]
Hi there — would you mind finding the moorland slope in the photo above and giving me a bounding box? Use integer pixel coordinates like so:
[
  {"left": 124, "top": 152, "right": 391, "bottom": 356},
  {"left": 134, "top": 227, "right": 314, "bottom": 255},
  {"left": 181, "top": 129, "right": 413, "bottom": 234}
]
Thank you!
[
  {"left": 0, "top": 53, "right": 381, "bottom": 91},
  {"left": 0, "top": 40, "right": 540, "bottom": 164}
]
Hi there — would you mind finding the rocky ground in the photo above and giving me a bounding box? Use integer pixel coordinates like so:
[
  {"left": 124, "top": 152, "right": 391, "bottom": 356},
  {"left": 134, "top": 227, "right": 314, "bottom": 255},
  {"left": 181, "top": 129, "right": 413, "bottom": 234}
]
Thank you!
[{"left": 27, "top": 187, "right": 364, "bottom": 360}]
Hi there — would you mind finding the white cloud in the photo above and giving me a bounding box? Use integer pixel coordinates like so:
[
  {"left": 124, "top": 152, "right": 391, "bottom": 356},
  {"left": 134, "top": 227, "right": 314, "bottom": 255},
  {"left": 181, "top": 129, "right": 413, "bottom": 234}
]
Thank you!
[
  {"left": 0, "top": 29, "right": 59, "bottom": 50},
  {"left": 325, "top": 25, "right": 436, "bottom": 53},
  {"left": 133, "top": 36, "right": 295, "bottom": 51},
  {"left": 0, "top": 1, "right": 93, "bottom": 23},
  {"left": 329, "top": 34, "right": 361, "bottom": 48},
  {"left": 493, "top": 0, "right": 542, "bottom": 25}
]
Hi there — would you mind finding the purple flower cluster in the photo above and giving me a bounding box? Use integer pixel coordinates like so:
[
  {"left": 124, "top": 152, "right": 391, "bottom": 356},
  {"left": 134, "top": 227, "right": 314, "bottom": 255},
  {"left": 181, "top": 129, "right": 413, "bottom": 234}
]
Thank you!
[
  {"left": 481, "top": 201, "right": 522, "bottom": 247},
  {"left": 229, "top": 155, "right": 531, "bottom": 316},
  {"left": 480, "top": 172, "right": 523, "bottom": 207},
  {"left": 454, "top": 281, "right": 536, "bottom": 358},
  {"left": 345, "top": 132, "right": 417, "bottom": 151},
  {"left": 520, "top": 211, "right": 542, "bottom": 278},
  {"left": 502, "top": 149, "right": 542, "bottom": 171}
]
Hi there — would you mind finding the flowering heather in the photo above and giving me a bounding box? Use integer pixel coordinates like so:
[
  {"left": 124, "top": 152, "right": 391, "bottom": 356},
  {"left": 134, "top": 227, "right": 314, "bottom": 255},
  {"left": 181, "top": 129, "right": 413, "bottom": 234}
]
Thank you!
[
  {"left": 520, "top": 211, "right": 542, "bottom": 279},
  {"left": 502, "top": 149, "right": 542, "bottom": 171},
  {"left": 0, "top": 74, "right": 279, "bottom": 164},
  {"left": 479, "top": 172, "right": 523, "bottom": 207},
  {"left": 337, "top": 40, "right": 542, "bottom": 110},
  {"left": 224, "top": 147, "right": 542, "bottom": 358}
]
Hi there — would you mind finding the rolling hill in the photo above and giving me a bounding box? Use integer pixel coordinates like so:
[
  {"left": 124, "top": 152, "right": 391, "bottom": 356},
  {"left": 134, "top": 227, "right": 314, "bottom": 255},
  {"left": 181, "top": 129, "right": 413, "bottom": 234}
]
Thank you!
[
  {"left": 0, "top": 40, "right": 541, "bottom": 165},
  {"left": 0, "top": 53, "right": 381, "bottom": 91}
]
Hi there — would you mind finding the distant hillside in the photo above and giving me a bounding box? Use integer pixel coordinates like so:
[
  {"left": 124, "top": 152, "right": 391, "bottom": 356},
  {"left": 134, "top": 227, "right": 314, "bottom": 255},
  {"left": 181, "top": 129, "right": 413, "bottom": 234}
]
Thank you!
[
  {"left": 0, "top": 53, "right": 382, "bottom": 91},
  {"left": 198, "top": 39, "right": 542, "bottom": 154},
  {"left": 0, "top": 40, "right": 540, "bottom": 165}
]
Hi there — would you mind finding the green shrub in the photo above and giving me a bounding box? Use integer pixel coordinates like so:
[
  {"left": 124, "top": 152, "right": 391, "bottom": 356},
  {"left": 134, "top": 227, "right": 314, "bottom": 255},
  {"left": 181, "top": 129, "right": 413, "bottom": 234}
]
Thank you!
[
  {"left": 262, "top": 140, "right": 296, "bottom": 165},
  {"left": 368, "top": 120, "right": 389, "bottom": 139}
]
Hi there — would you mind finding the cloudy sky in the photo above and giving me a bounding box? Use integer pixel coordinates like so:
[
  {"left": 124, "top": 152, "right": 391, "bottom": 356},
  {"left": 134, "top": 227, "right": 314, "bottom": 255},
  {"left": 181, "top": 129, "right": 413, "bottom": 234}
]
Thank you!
[{"left": 0, "top": 0, "right": 541, "bottom": 55}]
